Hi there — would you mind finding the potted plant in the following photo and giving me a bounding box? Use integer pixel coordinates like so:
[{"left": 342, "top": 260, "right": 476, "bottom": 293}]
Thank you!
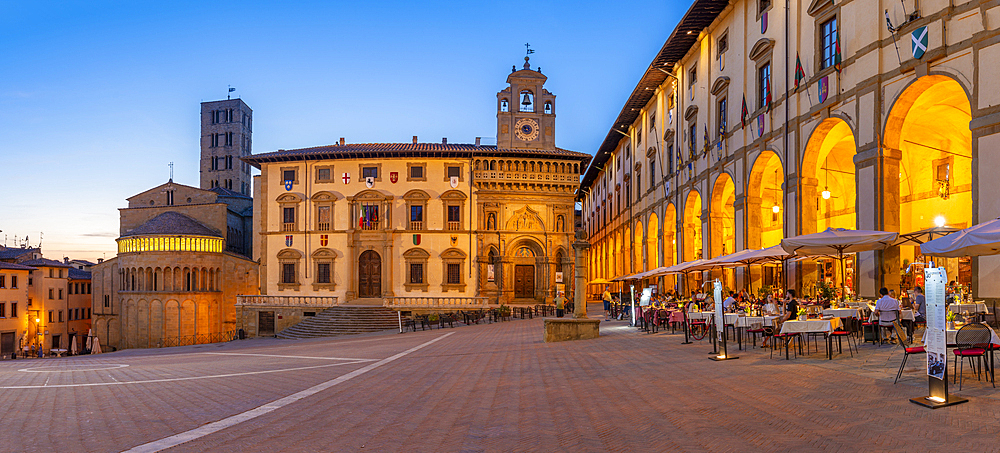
[
  {"left": 946, "top": 311, "right": 956, "bottom": 330},
  {"left": 797, "top": 308, "right": 808, "bottom": 321}
]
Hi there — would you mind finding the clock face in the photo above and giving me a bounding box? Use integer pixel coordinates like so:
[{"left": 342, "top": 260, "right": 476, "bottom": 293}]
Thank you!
[{"left": 514, "top": 118, "right": 539, "bottom": 141}]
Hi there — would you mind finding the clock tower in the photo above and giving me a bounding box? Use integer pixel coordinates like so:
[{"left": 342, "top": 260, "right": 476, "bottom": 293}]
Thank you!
[{"left": 497, "top": 56, "right": 556, "bottom": 150}]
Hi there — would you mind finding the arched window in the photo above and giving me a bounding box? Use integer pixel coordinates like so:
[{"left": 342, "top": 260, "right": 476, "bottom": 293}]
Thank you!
[
  {"left": 500, "top": 98, "right": 509, "bottom": 112},
  {"left": 544, "top": 101, "right": 553, "bottom": 114},
  {"left": 519, "top": 90, "right": 534, "bottom": 112}
]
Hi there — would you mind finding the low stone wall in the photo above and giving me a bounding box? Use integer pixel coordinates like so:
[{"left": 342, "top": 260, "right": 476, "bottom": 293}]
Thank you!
[
  {"left": 543, "top": 318, "right": 600, "bottom": 342},
  {"left": 237, "top": 306, "right": 321, "bottom": 338}
]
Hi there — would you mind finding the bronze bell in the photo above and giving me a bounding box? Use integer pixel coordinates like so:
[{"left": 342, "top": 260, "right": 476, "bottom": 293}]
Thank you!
[{"left": 521, "top": 93, "right": 531, "bottom": 106}]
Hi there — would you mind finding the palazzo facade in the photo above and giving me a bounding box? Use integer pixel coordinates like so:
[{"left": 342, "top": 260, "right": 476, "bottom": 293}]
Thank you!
[
  {"left": 246, "top": 58, "right": 590, "bottom": 306},
  {"left": 580, "top": 0, "right": 1000, "bottom": 298}
]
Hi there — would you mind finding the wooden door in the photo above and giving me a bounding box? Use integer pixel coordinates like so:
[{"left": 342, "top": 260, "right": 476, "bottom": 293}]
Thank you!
[
  {"left": 0, "top": 332, "right": 13, "bottom": 356},
  {"left": 258, "top": 311, "right": 275, "bottom": 336},
  {"left": 514, "top": 265, "right": 534, "bottom": 298},
  {"left": 359, "top": 250, "right": 382, "bottom": 298}
]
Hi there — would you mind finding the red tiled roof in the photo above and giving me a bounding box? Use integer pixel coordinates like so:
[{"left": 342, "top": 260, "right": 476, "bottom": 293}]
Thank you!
[
  {"left": 243, "top": 142, "right": 592, "bottom": 167},
  {"left": 0, "top": 262, "right": 37, "bottom": 271}
]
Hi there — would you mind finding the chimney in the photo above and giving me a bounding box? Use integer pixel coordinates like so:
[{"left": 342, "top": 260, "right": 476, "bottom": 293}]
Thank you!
[
  {"left": 97, "top": 258, "right": 104, "bottom": 264},
  {"left": 442, "top": 137, "right": 447, "bottom": 144},
  {"left": 339, "top": 137, "right": 345, "bottom": 146},
  {"left": 412, "top": 136, "right": 418, "bottom": 144},
  {"left": 63, "top": 257, "right": 69, "bottom": 264},
  {"left": 475, "top": 137, "right": 481, "bottom": 146}
]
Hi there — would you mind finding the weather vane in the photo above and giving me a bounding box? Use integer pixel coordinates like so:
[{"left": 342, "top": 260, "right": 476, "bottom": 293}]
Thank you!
[{"left": 525, "top": 43, "right": 534, "bottom": 55}]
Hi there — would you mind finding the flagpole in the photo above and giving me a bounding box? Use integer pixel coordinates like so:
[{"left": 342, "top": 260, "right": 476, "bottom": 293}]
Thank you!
[{"left": 885, "top": 10, "right": 903, "bottom": 65}]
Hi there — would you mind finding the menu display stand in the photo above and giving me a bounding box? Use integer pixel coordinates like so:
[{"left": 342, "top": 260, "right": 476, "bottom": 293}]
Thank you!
[
  {"left": 911, "top": 267, "right": 967, "bottom": 408},
  {"left": 709, "top": 279, "right": 739, "bottom": 361}
]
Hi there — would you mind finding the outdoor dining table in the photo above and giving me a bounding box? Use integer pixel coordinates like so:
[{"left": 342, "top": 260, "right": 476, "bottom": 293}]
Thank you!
[
  {"left": 867, "top": 309, "right": 916, "bottom": 322},
  {"left": 823, "top": 308, "right": 864, "bottom": 318},
  {"left": 924, "top": 324, "right": 1000, "bottom": 385},
  {"left": 949, "top": 302, "right": 988, "bottom": 314},
  {"left": 779, "top": 317, "right": 844, "bottom": 359}
]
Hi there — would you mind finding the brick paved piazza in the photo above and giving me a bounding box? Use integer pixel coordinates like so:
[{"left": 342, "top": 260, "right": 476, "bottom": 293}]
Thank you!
[{"left": 2, "top": 304, "right": 998, "bottom": 453}]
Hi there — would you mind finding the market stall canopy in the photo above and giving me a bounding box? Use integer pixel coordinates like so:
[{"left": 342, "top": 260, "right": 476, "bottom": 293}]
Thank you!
[
  {"left": 920, "top": 217, "right": 1000, "bottom": 257},
  {"left": 893, "top": 226, "right": 960, "bottom": 247},
  {"left": 781, "top": 228, "right": 898, "bottom": 256},
  {"left": 703, "top": 249, "right": 758, "bottom": 267}
]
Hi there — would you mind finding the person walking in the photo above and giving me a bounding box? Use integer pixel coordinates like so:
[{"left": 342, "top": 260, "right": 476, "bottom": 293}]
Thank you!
[{"left": 602, "top": 286, "right": 613, "bottom": 321}]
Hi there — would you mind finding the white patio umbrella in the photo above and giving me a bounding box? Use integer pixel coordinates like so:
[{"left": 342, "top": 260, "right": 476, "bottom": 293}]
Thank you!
[
  {"left": 894, "top": 226, "right": 960, "bottom": 247},
  {"left": 782, "top": 228, "right": 899, "bottom": 298},
  {"left": 921, "top": 217, "right": 1000, "bottom": 257},
  {"left": 70, "top": 336, "right": 78, "bottom": 355},
  {"left": 91, "top": 337, "right": 102, "bottom": 354},
  {"left": 85, "top": 329, "right": 93, "bottom": 351}
]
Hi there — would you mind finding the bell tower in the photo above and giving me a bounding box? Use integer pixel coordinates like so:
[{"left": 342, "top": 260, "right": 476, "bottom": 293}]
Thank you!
[{"left": 497, "top": 56, "right": 556, "bottom": 150}]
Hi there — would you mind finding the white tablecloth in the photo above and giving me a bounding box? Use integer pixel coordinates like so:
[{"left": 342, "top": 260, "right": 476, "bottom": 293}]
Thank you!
[
  {"left": 949, "top": 303, "right": 987, "bottom": 314},
  {"left": 869, "top": 309, "right": 916, "bottom": 322},
  {"left": 823, "top": 308, "right": 863, "bottom": 319},
  {"left": 925, "top": 325, "right": 1000, "bottom": 346},
  {"left": 736, "top": 315, "right": 780, "bottom": 328},
  {"left": 780, "top": 318, "right": 843, "bottom": 335}
]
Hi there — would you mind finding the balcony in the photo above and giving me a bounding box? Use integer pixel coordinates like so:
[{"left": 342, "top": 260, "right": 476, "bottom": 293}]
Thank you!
[
  {"left": 360, "top": 220, "right": 381, "bottom": 231},
  {"left": 317, "top": 222, "right": 331, "bottom": 231},
  {"left": 447, "top": 221, "right": 461, "bottom": 231},
  {"left": 409, "top": 221, "right": 424, "bottom": 231},
  {"left": 236, "top": 295, "right": 341, "bottom": 308},
  {"left": 282, "top": 222, "right": 296, "bottom": 232}
]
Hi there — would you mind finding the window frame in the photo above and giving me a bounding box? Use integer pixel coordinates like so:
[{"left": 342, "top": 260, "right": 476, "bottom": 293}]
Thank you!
[
  {"left": 440, "top": 248, "right": 467, "bottom": 292},
  {"left": 315, "top": 165, "right": 334, "bottom": 183},
  {"left": 311, "top": 248, "right": 336, "bottom": 291},
  {"left": 403, "top": 248, "right": 430, "bottom": 292},
  {"left": 279, "top": 167, "right": 299, "bottom": 185},
  {"left": 443, "top": 162, "right": 465, "bottom": 183},
  {"left": 818, "top": 16, "right": 838, "bottom": 70},
  {"left": 358, "top": 163, "right": 383, "bottom": 182},
  {"left": 407, "top": 163, "right": 426, "bottom": 181},
  {"left": 277, "top": 249, "right": 302, "bottom": 291}
]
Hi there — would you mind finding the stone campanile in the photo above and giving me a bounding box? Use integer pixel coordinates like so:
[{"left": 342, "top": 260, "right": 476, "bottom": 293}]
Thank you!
[
  {"left": 496, "top": 56, "right": 556, "bottom": 151},
  {"left": 200, "top": 98, "right": 252, "bottom": 195}
]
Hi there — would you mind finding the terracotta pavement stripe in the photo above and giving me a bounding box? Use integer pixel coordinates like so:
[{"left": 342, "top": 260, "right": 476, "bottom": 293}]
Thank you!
[{"left": 121, "top": 332, "right": 455, "bottom": 453}]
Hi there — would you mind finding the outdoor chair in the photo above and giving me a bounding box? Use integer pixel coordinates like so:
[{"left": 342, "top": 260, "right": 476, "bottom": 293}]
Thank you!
[
  {"left": 953, "top": 323, "right": 991, "bottom": 390},
  {"left": 892, "top": 321, "right": 925, "bottom": 384},
  {"left": 770, "top": 318, "right": 800, "bottom": 360},
  {"left": 984, "top": 301, "right": 999, "bottom": 328},
  {"left": 829, "top": 321, "right": 858, "bottom": 358},
  {"left": 746, "top": 321, "right": 766, "bottom": 349},
  {"left": 402, "top": 317, "right": 417, "bottom": 332}
]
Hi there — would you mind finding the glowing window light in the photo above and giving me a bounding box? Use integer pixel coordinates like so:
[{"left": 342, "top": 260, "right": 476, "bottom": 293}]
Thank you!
[{"left": 934, "top": 216, "right": 946, "bottom": 228}]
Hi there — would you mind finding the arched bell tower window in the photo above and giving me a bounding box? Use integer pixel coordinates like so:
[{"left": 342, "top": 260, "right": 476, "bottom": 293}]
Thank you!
[
  {"left": 544, "top": 101, "right": 553, "bottom": 114},
  {"left": 519, "top": 90, "right": 534, "bottom": 112},
  {"left": 500, "top": 99, "right": 509, "bottom": 112}
]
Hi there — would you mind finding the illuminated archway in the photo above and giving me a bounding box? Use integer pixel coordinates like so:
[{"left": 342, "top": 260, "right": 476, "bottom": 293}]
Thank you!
[
  {"left": 747, "top": 151, "right": 784, "bottom": 248},
  {"left": 711, "top": 173, "right": 736, "bottom": 286},
  {"left": 683, "top": 190, "right": 703, "bottom": 292},
  {"left": 663, "top": 203, "right": 677, "bottom": 291},
  {"left": 801, "top": 117, "right": 857, "bottom": 295},
  {"left": 884, "top": 75, "right": 972, "bottom": 290},
  {"left": 634, "top": 221, "right": 644, "bottom": 273},
  {"left": 624, "top": 226, "right": 632, "bottom": 275},
  {"left": 647, "top": 213, "right": 659, "bottom": 270}
]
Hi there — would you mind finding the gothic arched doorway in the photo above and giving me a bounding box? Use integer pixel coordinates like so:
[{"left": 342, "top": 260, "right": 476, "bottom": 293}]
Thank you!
[{"left": 358, "top": 250, "right": 382, "bottom": 298}]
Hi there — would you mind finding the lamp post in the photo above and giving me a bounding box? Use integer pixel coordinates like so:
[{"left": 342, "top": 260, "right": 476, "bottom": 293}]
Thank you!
[{"left": 33, "top": 313, "right": 42, "bottom": 358}]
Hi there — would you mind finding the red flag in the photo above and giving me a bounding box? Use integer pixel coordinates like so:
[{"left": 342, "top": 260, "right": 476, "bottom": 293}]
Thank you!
[
  {"left": 794, "top": 53, "right": 805, "bottom": 89},
  {"left": 765, "top": 76, "right": 772, "bottom": 113},
  {"left": 741, "top": 94, "right": 748, "bottom": 128},
  {"left": 834, "top": 30, "right": 842, "bottom": 73}
]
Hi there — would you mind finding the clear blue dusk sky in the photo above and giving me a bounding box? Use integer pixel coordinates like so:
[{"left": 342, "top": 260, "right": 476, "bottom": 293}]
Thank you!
[{"left": 0, "top": 1, "right": 684, "bottom": 262}]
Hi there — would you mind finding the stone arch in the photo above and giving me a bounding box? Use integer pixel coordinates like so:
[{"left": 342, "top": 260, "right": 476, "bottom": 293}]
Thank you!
[
  {"left": 647, "top": 212, "right": 659, "bottom": 269},
  {"left": 164, "top": 299, "right": 180, "bottom": 341},
  {"left": 747, "top": 149, "right": 784, "bottom": 249},
  {"left": 634, "top": 220, "right": 644, "bottom": 273},
  {"left": 181, "top": 299, "right": 196, "bottom": 341},
  {"left": 801, "top": 117, "right": 857, "bottom": 235},
  {"left": 882, "top": 74, "right": 972, "bottom": 291},
  {"left": 711, "top": 172, "right": 737, "bottom": 286}
]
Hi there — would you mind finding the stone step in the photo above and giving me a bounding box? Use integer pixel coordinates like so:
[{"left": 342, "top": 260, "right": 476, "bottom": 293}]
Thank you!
[{"left": 276, "top": 306, "right": 400, "bottom": 339}]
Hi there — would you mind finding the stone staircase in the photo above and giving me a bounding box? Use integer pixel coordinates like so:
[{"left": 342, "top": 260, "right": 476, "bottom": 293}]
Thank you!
[{"left": 276, "top": 306, "right": 399, "bottom": 339}]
